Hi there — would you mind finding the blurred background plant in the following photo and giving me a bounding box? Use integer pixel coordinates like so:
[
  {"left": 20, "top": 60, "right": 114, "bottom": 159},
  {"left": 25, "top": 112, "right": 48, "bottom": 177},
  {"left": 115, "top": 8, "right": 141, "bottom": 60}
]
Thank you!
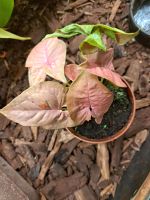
[{"left": 0, "top": 0, "right": 30, "bottom": 40}]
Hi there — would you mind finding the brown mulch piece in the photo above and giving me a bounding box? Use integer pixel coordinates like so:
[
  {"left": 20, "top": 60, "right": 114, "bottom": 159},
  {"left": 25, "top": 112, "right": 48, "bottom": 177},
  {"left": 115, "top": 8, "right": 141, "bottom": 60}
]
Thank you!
[
  {"left": 0, "top": 0, "right": 150, "bottom": 200},
  {"left": 125, "top": 107, "right": 150, "bottom": 138},
  {"left": 75, "top": 185, "right": 97, "bottom": 200},
  {"left": 126, "top": 60, "right": 141, "bottom": 91},
  {"left": 41, "top": 172, "right": 87, "bottom": 200},
  {"left": 136, "top": 98, "right": 150, "bottom": 109},
  {"left": 110, "top": 137, "right": 123, "bottom": 172},
  {"left": 54, "top": 138, "right": 80, "bottom": 165},
  {"left": 109, "top": 0, "right": 121, "bottom": 22},
  {"left": 65, "top": 0, "right": 89, "bottom": 10}
]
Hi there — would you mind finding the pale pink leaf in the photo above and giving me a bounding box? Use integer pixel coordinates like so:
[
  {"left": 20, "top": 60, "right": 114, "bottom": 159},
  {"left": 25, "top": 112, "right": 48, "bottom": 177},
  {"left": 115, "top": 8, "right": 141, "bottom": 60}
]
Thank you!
[
  {"left": 66, "top": 71, "right": 113, "bottom": 124},
  {"left": 86, "top": 67, "right": 126, "bottom": 87},
  {"left": 28, "top": 67, "right": 46, "bottom": 86},
  {"left": 82, "top": 48, "right": 114, "bottom": 70},
  {"left": 80, "top": 48, "right": 126, "bottom": 87},
  {"left": 0, "top": 81, "right": 76, "bottom": 129},
  {"left": 64, "top": 64, "right": 81, "bottom": 81},
  {"left": 25, "top": 38, "right": 67, "bottom": 83}
]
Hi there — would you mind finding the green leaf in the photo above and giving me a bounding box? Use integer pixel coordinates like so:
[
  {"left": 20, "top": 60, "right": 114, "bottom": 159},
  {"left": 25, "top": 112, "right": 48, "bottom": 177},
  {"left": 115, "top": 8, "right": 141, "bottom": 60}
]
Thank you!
[
  {"left": 95, "top": 24, "right": 126, "bottom": 33},
  {"left": 104, "top": 29, "right": 116, "bottom": 40},
  {"left": 45, "top": 32, "right": 78, "bottom": 39},
  {"left": 45, "top": 23, "right": 138, "bottom": 49},
  {"left": 45, "top": 23, "right": 94, "bottom": 39},
  {"left": 0, "top": 0, "right": 14, "bottom": 27},
  {"left": 114, "top": 31, "right": 139, "bottom": 45},
  {"left": 80, "top": 29, "right": 106, "bottom": 53},
  {"left": 94, "top": 24, "right": 139, "bottom": 44},
  {"left": 0, "top": 28, "right": 31, "bottom": 40}
]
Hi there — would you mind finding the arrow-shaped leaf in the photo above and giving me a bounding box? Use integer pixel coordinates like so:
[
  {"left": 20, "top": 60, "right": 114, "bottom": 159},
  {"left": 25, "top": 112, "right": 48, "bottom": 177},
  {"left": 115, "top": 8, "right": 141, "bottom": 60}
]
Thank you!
[
  {"left": 26, "top": 37, "right": 67, "bottom": 84},
  {"left": 80, "top": 49, "right": 126, "bottom": 87},
  {"left": 66, "top": 71, "right": 113, "bottom": 124},
  {"left": 0, "top": 81, "right": 77, "bottom": 129}
]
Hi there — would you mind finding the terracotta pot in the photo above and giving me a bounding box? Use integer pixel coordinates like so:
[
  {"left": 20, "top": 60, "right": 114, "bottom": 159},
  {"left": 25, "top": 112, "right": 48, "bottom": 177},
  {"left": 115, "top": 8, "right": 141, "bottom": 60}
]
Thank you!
[{"left": 67, "top": 79, "right": 136, "bottom": 144}]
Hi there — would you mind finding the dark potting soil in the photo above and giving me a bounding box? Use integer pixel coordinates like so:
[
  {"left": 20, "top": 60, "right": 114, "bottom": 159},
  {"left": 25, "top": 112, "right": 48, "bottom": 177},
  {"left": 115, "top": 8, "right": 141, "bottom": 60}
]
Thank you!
[{"left": 74, "top": 81, "right": 132, "bottom": 139}]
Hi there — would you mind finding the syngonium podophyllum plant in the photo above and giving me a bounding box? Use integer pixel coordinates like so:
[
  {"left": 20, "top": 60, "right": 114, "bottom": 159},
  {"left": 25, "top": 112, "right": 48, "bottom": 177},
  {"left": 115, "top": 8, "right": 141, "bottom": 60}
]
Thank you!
[{"left": 0, "top": 24, "right": 138, "bottom": 129}]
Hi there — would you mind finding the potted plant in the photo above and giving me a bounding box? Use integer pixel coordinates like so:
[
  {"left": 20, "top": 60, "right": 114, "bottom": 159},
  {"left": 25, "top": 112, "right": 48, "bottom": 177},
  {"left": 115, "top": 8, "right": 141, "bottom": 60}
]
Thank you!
[{"left": 0, "top": 24, "right": 138, "bottom": 143}]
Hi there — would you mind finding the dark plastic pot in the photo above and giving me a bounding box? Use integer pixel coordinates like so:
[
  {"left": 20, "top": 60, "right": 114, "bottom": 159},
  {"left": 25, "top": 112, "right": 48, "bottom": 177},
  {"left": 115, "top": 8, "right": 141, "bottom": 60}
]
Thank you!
[
  {"left": 67, "top": 79, "right": 136, "bottom": 144},
  {"left": 129, "top": 0, "right": 150, "bottom": 47}
]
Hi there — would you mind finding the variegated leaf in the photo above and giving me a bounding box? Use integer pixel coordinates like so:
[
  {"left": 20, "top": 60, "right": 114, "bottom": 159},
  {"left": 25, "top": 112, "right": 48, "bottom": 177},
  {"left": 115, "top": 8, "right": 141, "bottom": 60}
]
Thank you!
[
  {"left": 66, "top": 71, "right": 113, "bottom": 124},
  {"left": 0, "top": 81, "right": 76, "bottom": 129},
  {"left": 25, "top": 38, "right": 67, "bottom": 83}
]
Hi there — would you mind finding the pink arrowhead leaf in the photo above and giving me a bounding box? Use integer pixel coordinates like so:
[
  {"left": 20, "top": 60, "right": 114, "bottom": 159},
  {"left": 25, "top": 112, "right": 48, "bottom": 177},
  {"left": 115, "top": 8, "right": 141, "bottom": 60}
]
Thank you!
[
  {"left": 82, "top": 48, "right": 114, "bottom": 70},
  {"left": 86, "top": 67, "right": 126, "bottom": 87},
  {"left": 0, "top": 81, "right": 77, "bottom": 129},
  {"left": 64, "top": 64, "right": 81, "bottom": 81},
  {"left": 66, "top": 71, "right": 113, "bottom": 124},
  {"left": 80, "top": 49, "right": 126, "bottom": 87},
  {"left": 25, "top": 38, "right": 67, "bottom": 83}
]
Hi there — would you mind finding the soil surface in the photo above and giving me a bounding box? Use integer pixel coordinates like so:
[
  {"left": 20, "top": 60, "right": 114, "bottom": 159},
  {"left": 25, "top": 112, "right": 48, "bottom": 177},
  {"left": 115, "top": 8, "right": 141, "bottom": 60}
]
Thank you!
[{"left": 0, "top": 0, "right": 150, "bottom": 200}]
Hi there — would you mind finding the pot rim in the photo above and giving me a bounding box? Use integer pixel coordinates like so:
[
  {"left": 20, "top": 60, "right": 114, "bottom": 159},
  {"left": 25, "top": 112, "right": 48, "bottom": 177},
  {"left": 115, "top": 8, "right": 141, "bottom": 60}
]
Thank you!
[{"left": 67, "top": 79, "right": 136, "bottom": 144}]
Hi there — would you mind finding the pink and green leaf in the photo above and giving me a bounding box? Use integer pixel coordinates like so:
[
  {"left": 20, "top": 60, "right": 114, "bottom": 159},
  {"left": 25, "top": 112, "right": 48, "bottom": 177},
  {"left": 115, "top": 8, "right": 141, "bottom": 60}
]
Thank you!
[
  {"left": 85, "top": 67, "right": 126, "bottom": 87},
  {"left": 0, "top": 81, "right": 77, "bottom": 129},
  {"left": 25, "top": 38, "right": 67, "bottom": 84},
  {"left": 81, "top": 48, "right": 114, "bottom": 70},
  {"left": 66, "top": 71, "right": 113, "bottom": 124},
  {"left": 80, "top": 49, "right": 126, "bottom": 87}
]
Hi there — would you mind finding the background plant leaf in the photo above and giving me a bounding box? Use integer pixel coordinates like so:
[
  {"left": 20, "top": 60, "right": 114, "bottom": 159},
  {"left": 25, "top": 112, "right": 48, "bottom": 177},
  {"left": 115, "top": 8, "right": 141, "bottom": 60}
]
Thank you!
[
  {"left": 0, "top": 28, "right": 31, "bottom": 40},
  {"left": 0, "top": 0, "right": 14, "bottom": 27},
  {"left": 26, "top": 37, "right": 67, "bottom": 83},
  {"left": 66, "top": 71, "right": 113, "bottom": 124},
  {"left": 0, "top": 81, "right": 77, "bottom": 128}
]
